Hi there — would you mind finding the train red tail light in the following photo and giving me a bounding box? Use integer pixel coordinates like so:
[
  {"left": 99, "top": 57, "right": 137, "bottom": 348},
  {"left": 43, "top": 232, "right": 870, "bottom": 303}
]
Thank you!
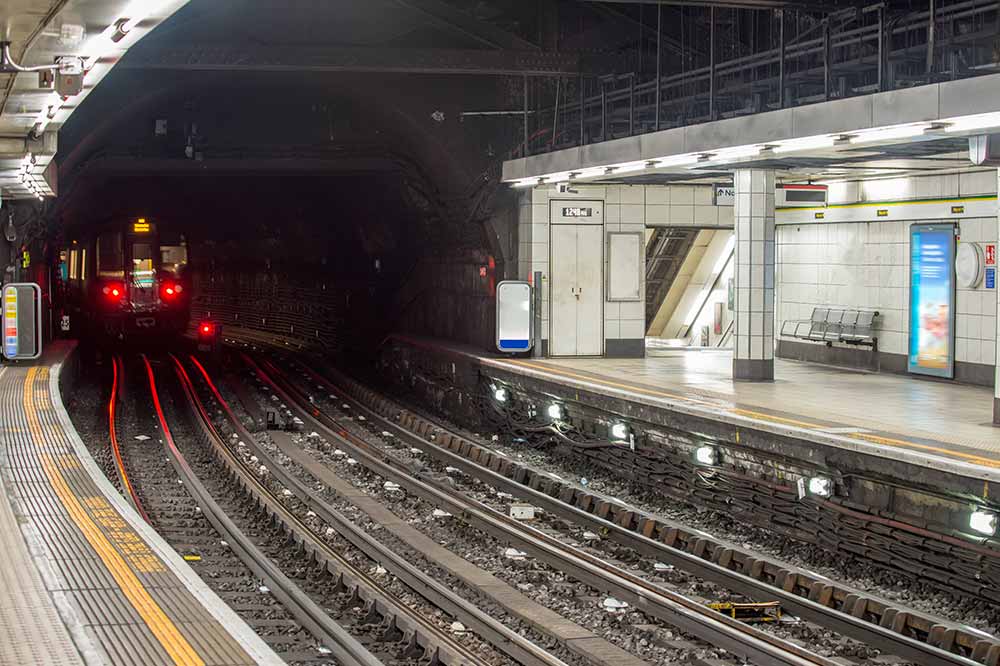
[
  {"left": 199, "top": 322, "right": 214, "bottom": 336},
  {"left": 161, "top": 282, "right": 183, "bottom": 299},
  {"left": 101, "top": 283, "right": 124, "bottom": 300}
]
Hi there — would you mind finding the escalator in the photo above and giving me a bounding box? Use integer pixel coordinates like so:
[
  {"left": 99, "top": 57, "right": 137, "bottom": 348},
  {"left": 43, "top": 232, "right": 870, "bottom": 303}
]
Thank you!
[{"left": 644, "top": 228, "right": 699, "bottom": 331}]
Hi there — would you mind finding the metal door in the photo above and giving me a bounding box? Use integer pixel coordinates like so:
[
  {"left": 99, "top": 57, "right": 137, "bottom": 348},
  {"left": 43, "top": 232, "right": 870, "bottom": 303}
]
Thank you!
[
  {"left": 549, "top": 225, "right": 578, "bottom": 356},
  {"left": 575, "top": 224, "right": 603, "bottom": 355},
  {"left": 549, "top": 222, "right": 603, "bottom": 356}
]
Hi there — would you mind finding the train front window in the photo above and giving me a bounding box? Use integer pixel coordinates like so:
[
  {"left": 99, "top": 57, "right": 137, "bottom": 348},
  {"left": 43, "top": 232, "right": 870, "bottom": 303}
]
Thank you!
[
  {"left": 160, "top": 245, "right": 187, "bottom": 277},
  {"left": 131, "top": 243, "right": 156, "bottom": 288},
  {"left": 98, "top": 232, "right": 124, "bottom": 278}
]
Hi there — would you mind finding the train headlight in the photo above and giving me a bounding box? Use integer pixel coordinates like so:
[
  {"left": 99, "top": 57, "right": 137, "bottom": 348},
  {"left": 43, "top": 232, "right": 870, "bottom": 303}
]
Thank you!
[{"left": 970, "top": 510, "right": 998, "bottom": 536}]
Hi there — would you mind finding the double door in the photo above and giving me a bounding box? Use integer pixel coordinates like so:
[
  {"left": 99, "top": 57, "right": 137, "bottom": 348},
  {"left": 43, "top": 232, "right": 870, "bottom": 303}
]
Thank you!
[{"left": 550, "top": 200, "right": 603, "bottom": 356}]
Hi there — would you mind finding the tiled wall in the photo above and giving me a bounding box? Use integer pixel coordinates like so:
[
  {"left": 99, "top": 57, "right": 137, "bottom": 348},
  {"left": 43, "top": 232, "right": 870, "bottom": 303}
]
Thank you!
[
  {"left": 776, "top": 217, "right": 997, "bottom": 366},
  {"left": 518, "top": 183, "right": 729, "bottom": 356}
]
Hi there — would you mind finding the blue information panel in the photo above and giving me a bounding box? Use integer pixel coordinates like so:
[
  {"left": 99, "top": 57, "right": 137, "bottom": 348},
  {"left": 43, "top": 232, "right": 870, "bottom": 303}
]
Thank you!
[
  {"left": 987, "top": 267, "right": 996, "bottom": 290},
  {"left": 908, "top": 224, "right": 955, "bottom": 379}
]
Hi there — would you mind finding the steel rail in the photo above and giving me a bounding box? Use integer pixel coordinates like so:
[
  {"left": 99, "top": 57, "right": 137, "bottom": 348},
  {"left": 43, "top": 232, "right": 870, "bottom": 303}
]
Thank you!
[
  {"left": 306, "top": 361, "right": 1000, "bottom": 666},
  {"left": 108, "top": 355, "right": 151, "bottom": 523},
  {"left": 246, "top": 353, "right": 840, "bottom": 666},
  {"left": 140, "top": 355, "right": 384, "bottom": 666},
  {"left": 179, "top": 354, "right": 546, "bottom": 666},
  {"left": 186, "top": 354, "right": 571, "bottom": 666}
]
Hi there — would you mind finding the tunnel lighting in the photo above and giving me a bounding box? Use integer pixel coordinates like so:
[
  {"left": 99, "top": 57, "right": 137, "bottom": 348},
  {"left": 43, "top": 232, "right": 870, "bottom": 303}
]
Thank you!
[
  {"left": 970, "top": 510, "right": 998, "bottom": 536},
  {"left": 849, "top": 124, "right": 928, "bottom": 144},
  {"left": 694, "top": 445, "right": 717, "bottom": 466},
  {"left": 547, "top": 403, "right": 564, "bottom": 421},
  {"left": 493, "top": 387, "right": 509, "bottom": 403},
  {"left": 808, "top": 476, "right": 833, "bottom": 498},
  {"left": 610, "top": 423, "right": 629, "bottom": 441},
  {"left": 773, "top": 135, "right": 836, "bottom": 153}
]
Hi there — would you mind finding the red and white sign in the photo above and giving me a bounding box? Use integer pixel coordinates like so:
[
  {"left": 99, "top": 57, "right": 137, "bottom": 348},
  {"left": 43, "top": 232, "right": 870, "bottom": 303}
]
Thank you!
[{"left": 986, "top": 243, "right": 996, "bottom": 267}]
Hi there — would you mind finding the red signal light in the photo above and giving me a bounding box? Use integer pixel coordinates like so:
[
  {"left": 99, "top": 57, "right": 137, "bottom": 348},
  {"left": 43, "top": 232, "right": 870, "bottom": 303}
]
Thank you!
[{"left": 200, "top": 322, "right": 213, "bottom": 336}]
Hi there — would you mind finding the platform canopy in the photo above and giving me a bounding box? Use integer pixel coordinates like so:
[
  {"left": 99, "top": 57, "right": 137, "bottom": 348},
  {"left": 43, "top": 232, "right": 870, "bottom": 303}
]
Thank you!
[
  {"left": 502, "top": 74, "right": 1000, "bottom": 188},
  {"left": 0, "top": 0, "right": 189, "bottom": 201}
]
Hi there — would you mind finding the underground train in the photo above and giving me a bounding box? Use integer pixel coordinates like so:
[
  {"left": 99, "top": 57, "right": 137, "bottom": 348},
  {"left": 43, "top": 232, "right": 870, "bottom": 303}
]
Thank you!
[{"left": 60, "top": 216, "right": 191, "bottom": 340}]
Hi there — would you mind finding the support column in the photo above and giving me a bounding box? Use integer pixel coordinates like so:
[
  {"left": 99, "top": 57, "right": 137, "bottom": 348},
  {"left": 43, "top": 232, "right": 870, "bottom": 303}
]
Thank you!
[{"left": 733, "top": 169, "right": 775, "bottom": 381}]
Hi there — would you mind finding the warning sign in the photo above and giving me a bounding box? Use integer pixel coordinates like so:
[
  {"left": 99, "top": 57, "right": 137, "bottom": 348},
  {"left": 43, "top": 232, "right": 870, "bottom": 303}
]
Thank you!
[{"left": 986, "top": 243, "right": 996, "bottom": 267}]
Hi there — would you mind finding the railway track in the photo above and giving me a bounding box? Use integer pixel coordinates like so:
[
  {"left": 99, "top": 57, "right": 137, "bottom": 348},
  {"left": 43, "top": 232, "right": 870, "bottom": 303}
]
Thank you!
[
  {"left": 270, "top": 351, "right": 1000, "bottom": 666},
  {"left": 242, "top": 352, "right": 849, "bottom": 666},
  {"left": 144, "top": 354, "right": 389, "bottom": 666},
  {"left": 173, "top": 353, "right": 539, "bottom": 666},
  {"left": 105, "top": 355, "right": 338, "bottom": 664}
]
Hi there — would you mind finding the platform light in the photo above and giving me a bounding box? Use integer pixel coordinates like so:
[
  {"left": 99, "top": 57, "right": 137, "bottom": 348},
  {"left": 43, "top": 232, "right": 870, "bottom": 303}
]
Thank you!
[
  {"left": 610, "top": 422, "right": 629, "bottom": 441},
  {"left": 493, "top": 386, "right": 509, "bottom": 403},
  {"left": 609, "top": 161, "right": 648, "bottom": 174},
  {"left": 808, "top": 476, "right": 833, "bottom": 498},
  {"left": 547, "top": 403, "right": 564, "bottom": 421},
  {"left": 943, "top": 112, "right": 1000, "bottom": 134},
  {"left": 970, "top": 510, "right": 998, "bottom": 536},
  {"left": 849, "top": 124, "right": 928, "bottom": 144},
  {"left": 772, "top": 135, "right": 836, "bottom": 154},
  {"left": 694, "top": 445, "right": 717, "bottom": 466}
]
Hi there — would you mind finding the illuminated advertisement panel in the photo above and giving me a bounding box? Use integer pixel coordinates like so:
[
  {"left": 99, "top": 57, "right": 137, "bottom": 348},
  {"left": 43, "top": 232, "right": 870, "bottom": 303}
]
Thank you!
[{"left": 908, "top": 223, "right": 956, "bottom": 378}]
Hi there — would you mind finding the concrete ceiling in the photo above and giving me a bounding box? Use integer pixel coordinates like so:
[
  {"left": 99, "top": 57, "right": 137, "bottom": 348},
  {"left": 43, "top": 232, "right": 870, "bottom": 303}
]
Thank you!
[{"left": 0, "top": 0, "right": 189, "bottom": 201}]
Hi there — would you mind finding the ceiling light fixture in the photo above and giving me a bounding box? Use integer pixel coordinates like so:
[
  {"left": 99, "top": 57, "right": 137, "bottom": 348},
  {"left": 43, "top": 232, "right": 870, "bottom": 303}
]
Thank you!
[
  {"left": 773, "top": 135, "right": 836, "bottom": 153},
  {"left": 849, "top": 124, "right": 928, "bottom": 144}
]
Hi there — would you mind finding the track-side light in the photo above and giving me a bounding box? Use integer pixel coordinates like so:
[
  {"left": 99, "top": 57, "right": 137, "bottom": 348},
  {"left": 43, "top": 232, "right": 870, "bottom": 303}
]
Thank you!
[
  {"left": 493, "top": 387, "right": 509, "bottom": 403},
  {"left": 610, "top": 422, "right": 629, "bottom": 441},
  {"left": 694, "top": 445, "right": 717, "bottom": 466},
  {"left": 970, "top": 510, "right": 998, "bottom": 536},
  {"left": 547, "top": 403, "right": 563, "bottom": 421},
  {"left": 808, "top": 476, "right": 833, "bottom": 498}
]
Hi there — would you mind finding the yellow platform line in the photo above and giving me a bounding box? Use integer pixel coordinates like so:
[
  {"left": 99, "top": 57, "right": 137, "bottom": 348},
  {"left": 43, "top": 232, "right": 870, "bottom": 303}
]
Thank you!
[
  {"left": 502, "top": 359, "right": 1000, "bottom": 468},
  {"left": 24, "top": 367, "right": 204, "bottom": 666}
]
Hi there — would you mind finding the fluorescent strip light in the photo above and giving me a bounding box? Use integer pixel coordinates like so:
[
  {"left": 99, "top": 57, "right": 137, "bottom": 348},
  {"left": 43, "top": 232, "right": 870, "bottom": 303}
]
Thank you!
[
  {"left": 610, "top": 161, "right": 648, "bottom": 174},
  {"left": 650, "top": 153, "right": 700, "bottom": 168},
  {"left": 715, "top": 145, "right": 761, "bottom": 160},
  {"left": 511, "top": 179, "right": 537, "bottom": 188},
  {"left": 573, "top": 167, "right": 608, "bottom": 179},
  {"left": 849, "top": 124, "right": 927, "bottom": 144},
  {"left": 773, "top": 135, "right": 836, "bottom": 153},
  {"left": 943, "top": 112, "right": 1000, "bottom": 134}
]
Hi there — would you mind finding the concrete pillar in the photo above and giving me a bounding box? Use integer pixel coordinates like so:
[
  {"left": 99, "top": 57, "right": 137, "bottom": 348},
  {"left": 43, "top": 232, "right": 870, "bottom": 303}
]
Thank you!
[{"left": 733, "top": 168, "right": 775, "bottom": 381}]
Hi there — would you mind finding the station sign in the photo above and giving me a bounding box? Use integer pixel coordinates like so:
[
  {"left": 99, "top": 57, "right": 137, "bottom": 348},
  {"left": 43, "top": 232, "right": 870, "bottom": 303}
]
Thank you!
[
  {"left": 2, "top": 283, "right": 42, "bottom": 360},
  {"left": 714, "top": 185, "right": 735, "bottom": 206},
  {"left": 987, "top": 243, "right": 996, "bottom": 267},
  {"left": 496, "top": 281, "right": 533, "bottom": 353}
]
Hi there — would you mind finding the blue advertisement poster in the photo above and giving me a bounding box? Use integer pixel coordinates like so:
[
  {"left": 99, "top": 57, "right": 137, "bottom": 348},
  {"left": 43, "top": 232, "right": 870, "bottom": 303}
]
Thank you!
[{"left": 908, "top": 224, "right": 956, "bottom": 378}]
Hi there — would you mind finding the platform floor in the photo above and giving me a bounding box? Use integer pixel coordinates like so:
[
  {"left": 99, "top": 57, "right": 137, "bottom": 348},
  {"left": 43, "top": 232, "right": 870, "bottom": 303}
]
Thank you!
[
  {"left": 386, "top": 333, "right": 1000, "bottom": 480},
  {"left": 0, "top": 344, "right": 280, "bottom": 666}
]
